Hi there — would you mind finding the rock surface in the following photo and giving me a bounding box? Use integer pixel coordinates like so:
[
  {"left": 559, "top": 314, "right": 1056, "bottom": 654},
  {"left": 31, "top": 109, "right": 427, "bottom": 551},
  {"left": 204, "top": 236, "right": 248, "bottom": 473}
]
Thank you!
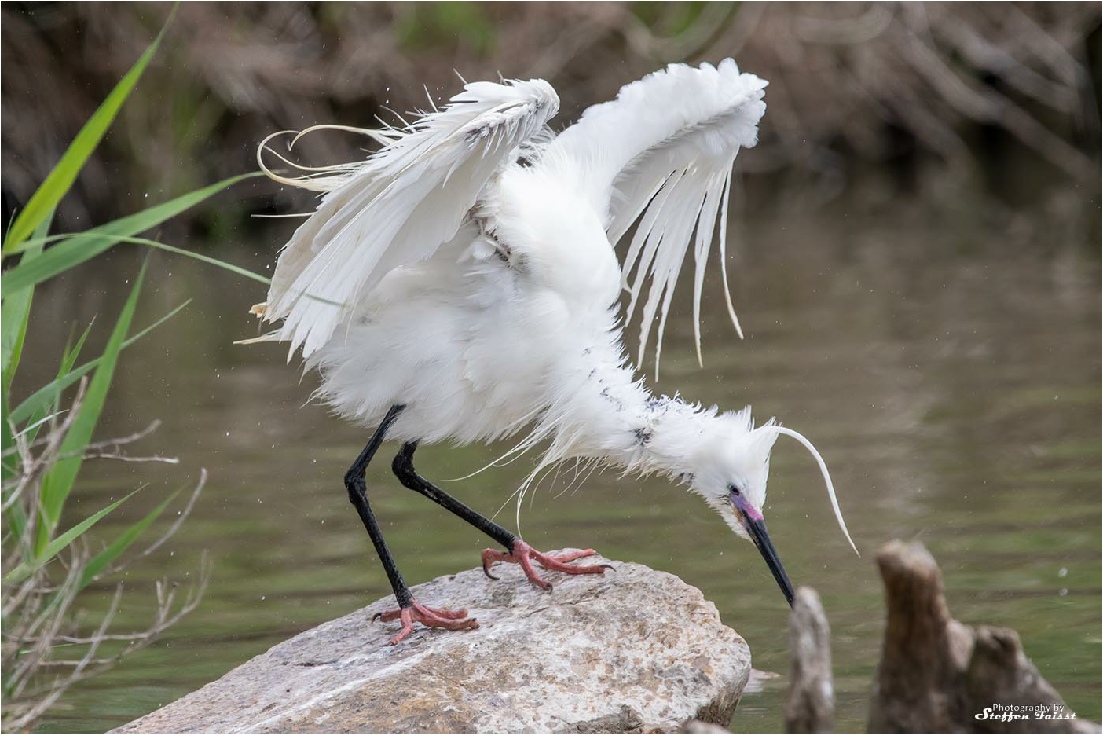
[{"left": 113, "top": 551, "right": 751, "bottom": 734}]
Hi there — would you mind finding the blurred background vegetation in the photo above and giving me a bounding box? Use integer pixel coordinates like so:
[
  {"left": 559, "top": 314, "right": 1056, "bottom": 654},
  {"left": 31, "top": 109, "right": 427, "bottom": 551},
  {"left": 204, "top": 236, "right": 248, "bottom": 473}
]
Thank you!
[{"left": 2, "top": 2, "right": 1100, "bottom": 237}]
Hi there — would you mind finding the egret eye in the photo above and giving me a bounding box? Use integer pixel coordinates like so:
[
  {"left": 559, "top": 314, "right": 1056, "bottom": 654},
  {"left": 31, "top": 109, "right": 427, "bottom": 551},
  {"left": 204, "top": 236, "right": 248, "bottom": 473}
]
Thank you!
[{"left": 728, "top": 484, "right": 743, "bottom": 497}]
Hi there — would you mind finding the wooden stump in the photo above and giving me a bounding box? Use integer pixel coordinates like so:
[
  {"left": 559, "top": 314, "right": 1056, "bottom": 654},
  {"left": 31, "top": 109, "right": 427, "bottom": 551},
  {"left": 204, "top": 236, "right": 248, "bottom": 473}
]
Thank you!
[
  {"left": 785, "top": 587, "right": 834, "bottom": 733},
  {"left": 867, "top": 540, "right": 1098, "bottom": 734}
]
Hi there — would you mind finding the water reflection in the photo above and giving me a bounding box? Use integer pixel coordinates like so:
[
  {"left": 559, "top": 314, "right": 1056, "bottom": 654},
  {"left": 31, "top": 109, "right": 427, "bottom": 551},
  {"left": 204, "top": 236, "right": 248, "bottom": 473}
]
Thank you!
[{"left": 22, "top": 190, "right": 1100, "bottom": 733}]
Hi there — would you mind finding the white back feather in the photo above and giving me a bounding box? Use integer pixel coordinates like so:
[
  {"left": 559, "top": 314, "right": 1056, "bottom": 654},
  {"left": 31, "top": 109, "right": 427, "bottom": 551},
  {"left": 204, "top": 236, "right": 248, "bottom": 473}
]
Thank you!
[
  {"left": 543, "top": 60, "right": 767, "bottom": 374},
  {"left": 261, "top": 79, "right": 560, "bottom": 357}
]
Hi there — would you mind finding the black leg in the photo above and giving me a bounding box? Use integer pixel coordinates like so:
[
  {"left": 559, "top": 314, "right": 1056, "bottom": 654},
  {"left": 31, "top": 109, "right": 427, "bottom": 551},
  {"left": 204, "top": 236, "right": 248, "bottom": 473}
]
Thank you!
[
  {"left": 392, "top": 441, "right": 518, "bottom": 551},
  {"left": 392, "top": 441, "right": 609, "bottom": 593},
  {"left": 344, "top": 404, "right": 413, "bottom": 608}
]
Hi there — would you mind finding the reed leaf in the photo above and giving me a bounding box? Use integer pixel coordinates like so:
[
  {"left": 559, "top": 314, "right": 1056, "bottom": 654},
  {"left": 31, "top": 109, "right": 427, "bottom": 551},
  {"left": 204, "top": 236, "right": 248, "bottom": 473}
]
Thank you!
[
  {"left": 80, "top": 491, "right": 179, "bottom": 590},
  {"left": 36, "top": 261, "right": 147, "bottom": 555},
  {"left": 1, "top": 16, "right": 172, "bottom": 252},
  {"left": 10, "top": 302, "right": 188, "bottom": 427},
  {"left": 3, "top": 491, "right": 137, "bottom": 586},
  {"left": 1, "top": 174, "right": 253, "bottom": 294}
]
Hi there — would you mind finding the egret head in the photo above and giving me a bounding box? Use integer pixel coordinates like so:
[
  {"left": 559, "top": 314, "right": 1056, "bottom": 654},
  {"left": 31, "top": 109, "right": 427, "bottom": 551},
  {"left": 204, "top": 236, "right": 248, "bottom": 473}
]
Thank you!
[{"left": 684, "top": 408, "right": 856, "bottom": 607}]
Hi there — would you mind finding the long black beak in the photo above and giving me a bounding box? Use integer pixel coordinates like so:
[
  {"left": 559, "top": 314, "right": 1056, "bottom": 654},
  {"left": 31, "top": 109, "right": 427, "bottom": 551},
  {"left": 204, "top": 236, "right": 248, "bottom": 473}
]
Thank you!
[{"left": 746, "top": 516, "right": 795, "bottom": 607}]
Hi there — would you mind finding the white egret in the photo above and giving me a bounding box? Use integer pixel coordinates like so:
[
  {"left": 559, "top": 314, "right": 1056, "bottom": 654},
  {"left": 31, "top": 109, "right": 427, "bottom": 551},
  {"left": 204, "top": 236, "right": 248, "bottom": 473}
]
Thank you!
[{"left": 252, "top": 59, "right": 857, "bottom": 645}]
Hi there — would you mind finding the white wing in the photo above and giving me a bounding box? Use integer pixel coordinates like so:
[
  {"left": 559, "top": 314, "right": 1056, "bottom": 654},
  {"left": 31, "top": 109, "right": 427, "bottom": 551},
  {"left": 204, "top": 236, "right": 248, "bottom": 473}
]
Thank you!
[
  {"left": 260, "top": 79, "right": 560, "bottom": 357},
  {"left": 543, "top": 60, "right": 767, "bottom": 373}
]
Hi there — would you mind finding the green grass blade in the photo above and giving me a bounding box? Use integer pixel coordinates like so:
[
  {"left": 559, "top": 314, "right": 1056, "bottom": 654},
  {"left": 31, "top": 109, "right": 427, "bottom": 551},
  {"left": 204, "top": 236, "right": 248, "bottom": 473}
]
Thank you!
[
  {"left": 37, "top": 261, "right": 147, "bottom": 554},
  {"left": 9, "top": 173, "right": 261, "bottom": 256},
  {"left": 2, "top": 280, "right": 35, "bottom": 395},
  {"left": 4, "top": 484, "right": 27, "bottom": 541},
  {"left": 1, "top": 233, "right": 119, "bottom": 293},
  {"left": 2, "top": 214, "right": 53, "bottom": 484},
  {"left": 79, "top": 490, "right": 178, "bottom": 590},
  {"left": 78, "top": 172, "right": 258, "bottom": 242},
  {"left": 2, "top": 17, "right": 172, "bottom": 252},
  {"left": 1, "top": 321, "right": 28, "bottom": 480},
  {"left": 55, "top": 322, "right": 96, "bottom": 406},
  {"left": 2, "top": 211, "right": 53, "bottom": 393},
  {"left": 1, "top": 391, "right": 18, "bottom": 485},
  {"left": 10, "top": 302, "right": 187, "bottom": 427},
  {"left": 14, "top": 233, "right": 272, "bottom": 285},
  {"left": 60, "top": 323, "right": 94, "bottom": 376},
  {"left": 130, "top": 237, "right": 271, "bottom": 285},
  {"left": 3, "top": 491, "right": 137, "bottom": 586},
  {"left": 1, "top": 174, "right": 253, "bottom": 293},
  {"left": 20, "top": 322, "right": 95, "bottom": 450}
]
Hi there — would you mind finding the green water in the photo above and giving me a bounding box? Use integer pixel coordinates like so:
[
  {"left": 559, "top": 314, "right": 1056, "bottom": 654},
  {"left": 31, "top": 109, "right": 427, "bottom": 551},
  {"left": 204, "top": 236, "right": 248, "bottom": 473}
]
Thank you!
[{"left": 21, "top": 189, "right": 1101, "bottom": 733}]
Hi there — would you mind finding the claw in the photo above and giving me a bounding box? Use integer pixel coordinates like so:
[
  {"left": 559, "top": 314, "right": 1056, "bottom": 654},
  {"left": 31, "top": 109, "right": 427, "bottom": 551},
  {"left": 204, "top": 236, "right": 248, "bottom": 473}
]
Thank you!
[
  {"left": 482, "top": 541, "right": 610, "bottom": 591},
  {"left": 373, "top": 600, "right": 478, "bottom": 645},
  {"left": 481, "top": 554, "right": 501, "bottom": 581}
]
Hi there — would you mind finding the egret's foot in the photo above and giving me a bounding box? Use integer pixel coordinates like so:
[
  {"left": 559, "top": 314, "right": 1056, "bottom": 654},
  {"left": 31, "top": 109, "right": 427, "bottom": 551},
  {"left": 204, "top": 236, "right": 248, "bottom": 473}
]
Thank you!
[
  {"left": 481, "top": 541, "right": 612, "bottom": 591},
  {"left": 372, "top": 600, "right": 478, "bottom": 645}
]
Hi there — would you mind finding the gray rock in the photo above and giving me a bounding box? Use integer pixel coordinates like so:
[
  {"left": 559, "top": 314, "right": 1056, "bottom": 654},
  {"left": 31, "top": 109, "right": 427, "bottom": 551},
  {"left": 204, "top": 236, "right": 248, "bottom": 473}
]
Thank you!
[{"left": 113, "top": 551, "right": 751, "bottom": 734}]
